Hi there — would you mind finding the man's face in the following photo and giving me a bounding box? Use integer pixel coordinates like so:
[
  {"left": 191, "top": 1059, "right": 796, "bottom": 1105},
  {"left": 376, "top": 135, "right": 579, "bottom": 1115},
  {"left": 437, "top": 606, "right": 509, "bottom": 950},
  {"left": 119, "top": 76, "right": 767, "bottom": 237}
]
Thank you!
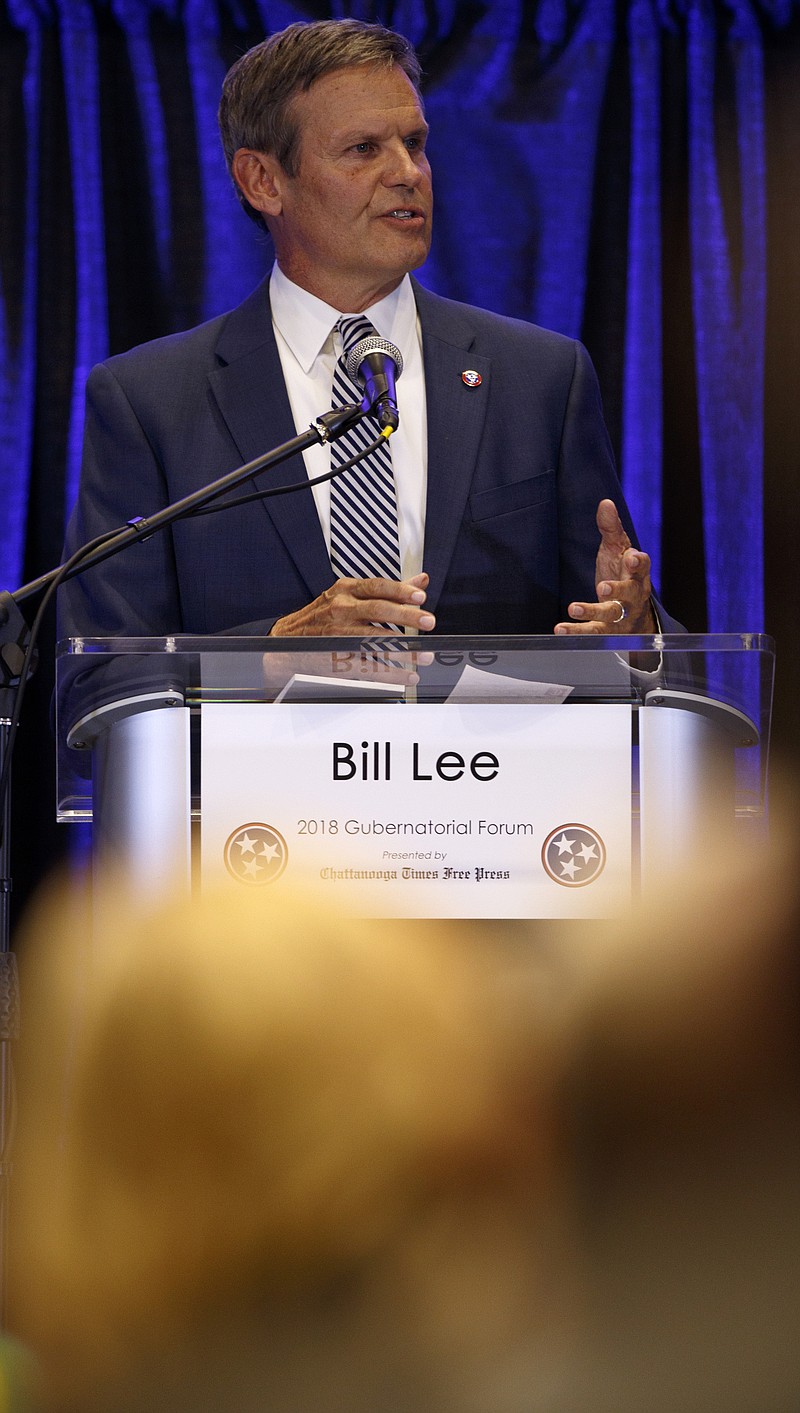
[{"left": 268, "top": 63, "right": 433, "bottom": 311}]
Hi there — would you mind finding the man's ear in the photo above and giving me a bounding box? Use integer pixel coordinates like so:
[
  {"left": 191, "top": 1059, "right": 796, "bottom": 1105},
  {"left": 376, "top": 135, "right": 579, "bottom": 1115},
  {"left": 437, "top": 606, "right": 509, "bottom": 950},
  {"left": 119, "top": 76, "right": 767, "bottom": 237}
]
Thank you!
[{"left": 231, "top": 149, "right": 286, "bottom": 218}]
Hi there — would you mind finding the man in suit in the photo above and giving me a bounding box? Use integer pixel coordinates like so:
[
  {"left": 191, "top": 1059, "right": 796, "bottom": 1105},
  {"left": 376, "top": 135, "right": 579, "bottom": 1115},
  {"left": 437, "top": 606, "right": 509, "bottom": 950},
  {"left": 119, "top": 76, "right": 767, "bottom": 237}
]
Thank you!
[{"left": 60, "top": 19, "right": 679, "bottom": 641}]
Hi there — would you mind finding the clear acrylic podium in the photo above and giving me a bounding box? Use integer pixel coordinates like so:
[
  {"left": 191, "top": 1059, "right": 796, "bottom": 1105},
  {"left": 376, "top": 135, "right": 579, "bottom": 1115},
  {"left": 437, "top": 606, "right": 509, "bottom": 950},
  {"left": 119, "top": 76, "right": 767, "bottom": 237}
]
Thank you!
[{"left": 56, "top": 634, "right": 774, "bottom": 919}]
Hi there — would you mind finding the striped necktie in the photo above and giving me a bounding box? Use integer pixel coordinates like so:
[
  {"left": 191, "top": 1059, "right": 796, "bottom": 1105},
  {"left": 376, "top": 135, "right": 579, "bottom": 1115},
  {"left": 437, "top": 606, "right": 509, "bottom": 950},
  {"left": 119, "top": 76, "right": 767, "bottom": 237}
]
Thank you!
[{"left": 329, "top": 315, "right": 402, "bottom": 583}]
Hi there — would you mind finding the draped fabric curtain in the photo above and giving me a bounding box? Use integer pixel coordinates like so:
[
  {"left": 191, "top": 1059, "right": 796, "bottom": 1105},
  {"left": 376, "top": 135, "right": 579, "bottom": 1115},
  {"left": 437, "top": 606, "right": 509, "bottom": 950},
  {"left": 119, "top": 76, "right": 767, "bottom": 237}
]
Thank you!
[{"left": 1, "top": 0, "right": 798, "bottom": 916}]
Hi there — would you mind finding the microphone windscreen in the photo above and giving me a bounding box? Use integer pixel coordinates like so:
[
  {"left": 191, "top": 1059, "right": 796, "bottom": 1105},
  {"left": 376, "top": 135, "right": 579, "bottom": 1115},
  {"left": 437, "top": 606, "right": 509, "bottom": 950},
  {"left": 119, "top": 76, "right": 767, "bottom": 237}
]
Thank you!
[{"left": 345, "top": 336, "right": 404, "bottom": 382}]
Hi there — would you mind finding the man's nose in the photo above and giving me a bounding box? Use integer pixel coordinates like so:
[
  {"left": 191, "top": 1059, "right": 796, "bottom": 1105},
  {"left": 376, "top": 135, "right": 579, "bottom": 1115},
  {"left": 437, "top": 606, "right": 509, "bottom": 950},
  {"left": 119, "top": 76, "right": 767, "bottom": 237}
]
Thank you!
[{"left": 383, "top": 142, "right": 424, "bottom": 187}]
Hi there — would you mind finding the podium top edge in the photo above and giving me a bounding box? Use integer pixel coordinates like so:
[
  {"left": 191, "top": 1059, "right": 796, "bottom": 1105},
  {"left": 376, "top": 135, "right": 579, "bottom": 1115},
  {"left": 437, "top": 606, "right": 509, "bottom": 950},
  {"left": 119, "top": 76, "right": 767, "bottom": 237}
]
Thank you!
[{"left": 56, "top": 632, "right": 776, "bottom": 657}]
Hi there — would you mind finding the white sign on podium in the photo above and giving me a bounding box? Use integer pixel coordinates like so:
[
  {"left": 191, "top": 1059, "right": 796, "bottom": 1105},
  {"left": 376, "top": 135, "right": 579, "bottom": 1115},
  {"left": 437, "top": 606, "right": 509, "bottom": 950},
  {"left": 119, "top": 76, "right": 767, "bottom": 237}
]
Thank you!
[{"left": 200, "top": 702, "right": 632, "bottom": 918}]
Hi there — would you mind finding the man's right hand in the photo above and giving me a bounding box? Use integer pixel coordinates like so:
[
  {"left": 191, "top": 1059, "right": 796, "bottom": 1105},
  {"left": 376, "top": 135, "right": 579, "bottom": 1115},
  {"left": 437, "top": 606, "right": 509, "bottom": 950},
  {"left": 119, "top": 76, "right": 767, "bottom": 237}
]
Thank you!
[{"left": 270, "top": 572, "right": 436, "bottom": 637}]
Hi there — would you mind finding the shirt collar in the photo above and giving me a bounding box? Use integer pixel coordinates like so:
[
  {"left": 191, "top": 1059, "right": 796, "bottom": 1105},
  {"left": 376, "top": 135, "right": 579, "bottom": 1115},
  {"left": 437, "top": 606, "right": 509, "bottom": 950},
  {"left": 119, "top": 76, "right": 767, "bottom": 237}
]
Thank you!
[{"left": 269, "top": 264, "right": 417, "bottom": 372}]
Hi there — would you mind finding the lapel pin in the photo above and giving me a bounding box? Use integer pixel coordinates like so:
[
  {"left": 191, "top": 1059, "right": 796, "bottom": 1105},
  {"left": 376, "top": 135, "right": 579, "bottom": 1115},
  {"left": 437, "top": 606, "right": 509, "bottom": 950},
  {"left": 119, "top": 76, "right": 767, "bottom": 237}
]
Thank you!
[{"left": 461, "top": 369, "right": 482, "bottom": 387}]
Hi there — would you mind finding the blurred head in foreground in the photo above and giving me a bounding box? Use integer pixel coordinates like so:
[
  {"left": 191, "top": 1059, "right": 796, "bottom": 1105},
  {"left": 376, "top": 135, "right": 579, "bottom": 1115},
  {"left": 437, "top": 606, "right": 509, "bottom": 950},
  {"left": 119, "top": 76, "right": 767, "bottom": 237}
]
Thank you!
[
  {"left": 10, "top": 882, "right": 566, "bottom": 1413},
  {"left": 11, "top": 810, "right": 800, "bottom": 1413}
]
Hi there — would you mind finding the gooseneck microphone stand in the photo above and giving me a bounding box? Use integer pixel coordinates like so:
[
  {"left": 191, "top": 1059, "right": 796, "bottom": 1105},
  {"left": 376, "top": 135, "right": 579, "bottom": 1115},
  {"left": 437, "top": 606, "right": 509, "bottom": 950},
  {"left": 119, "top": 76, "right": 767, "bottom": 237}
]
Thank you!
[{"left": 0, "top": 394, "right": 383, "bottom": 1325}]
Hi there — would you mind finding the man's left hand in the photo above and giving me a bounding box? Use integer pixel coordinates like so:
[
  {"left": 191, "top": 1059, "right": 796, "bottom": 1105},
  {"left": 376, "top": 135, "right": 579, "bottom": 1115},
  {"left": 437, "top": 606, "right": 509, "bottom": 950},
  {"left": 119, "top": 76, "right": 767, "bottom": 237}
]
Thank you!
[{"left": 555, "top": 499, "right": 657, "bottom": 635}]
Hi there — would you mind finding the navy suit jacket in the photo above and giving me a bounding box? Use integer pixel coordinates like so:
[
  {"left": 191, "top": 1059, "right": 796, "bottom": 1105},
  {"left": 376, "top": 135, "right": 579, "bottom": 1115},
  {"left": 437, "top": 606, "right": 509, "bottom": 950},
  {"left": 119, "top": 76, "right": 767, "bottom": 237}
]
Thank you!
[{"left": 60, "top": 276, "right": 680, "bottom": 638}]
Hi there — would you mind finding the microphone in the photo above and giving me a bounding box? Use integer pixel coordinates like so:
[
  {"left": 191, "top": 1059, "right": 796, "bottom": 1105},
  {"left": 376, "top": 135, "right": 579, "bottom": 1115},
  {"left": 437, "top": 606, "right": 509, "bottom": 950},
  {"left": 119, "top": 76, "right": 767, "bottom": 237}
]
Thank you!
[{"left": 345, "top": 336, "right": 404, "bottom": 432}]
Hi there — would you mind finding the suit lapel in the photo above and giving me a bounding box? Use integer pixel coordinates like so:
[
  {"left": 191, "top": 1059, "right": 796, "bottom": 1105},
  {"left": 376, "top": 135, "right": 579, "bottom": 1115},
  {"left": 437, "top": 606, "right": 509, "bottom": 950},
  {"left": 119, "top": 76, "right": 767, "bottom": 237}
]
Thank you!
[
  {"left": 206, "top": 277, "right": 492, "bottom": 611},
  {"left": 414, "top": 282, "right": 491, "bottom": 613},
  {"left": 208, "top": 279, "right": 335, "bottom": 601}
]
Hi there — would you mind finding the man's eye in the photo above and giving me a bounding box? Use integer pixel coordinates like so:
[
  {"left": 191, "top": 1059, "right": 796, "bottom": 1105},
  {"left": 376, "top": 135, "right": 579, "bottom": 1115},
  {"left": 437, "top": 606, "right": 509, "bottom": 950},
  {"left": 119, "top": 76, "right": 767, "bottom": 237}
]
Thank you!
[{"left": 353, "top": 142, "right": 373, "bottom": 153}]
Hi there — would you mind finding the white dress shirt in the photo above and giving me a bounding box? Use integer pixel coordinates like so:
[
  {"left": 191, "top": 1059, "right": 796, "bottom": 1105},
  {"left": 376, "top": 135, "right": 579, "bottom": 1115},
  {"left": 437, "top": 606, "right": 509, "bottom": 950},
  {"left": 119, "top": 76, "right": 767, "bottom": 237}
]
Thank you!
[{"left": 269, "top": 264, "right": 428, "bottom": 581}]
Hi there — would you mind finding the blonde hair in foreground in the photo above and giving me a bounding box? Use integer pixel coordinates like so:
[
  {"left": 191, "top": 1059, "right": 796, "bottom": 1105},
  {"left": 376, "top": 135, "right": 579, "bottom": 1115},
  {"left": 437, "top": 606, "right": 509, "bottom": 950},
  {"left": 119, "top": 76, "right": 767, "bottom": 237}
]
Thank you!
[
  {"left": 10, "top": 880, "right": 564, "bottom": 1413},
  {"left": 11, "top": 809, "right": 800, "bottom": 1413}
]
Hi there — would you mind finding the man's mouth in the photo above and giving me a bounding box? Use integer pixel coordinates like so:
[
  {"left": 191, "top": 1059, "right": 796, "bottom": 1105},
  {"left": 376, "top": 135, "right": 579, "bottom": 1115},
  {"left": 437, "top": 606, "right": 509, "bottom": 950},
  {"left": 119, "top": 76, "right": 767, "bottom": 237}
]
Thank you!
[{"left": 385, "top": 208, "right": 423, "bottom": 221}]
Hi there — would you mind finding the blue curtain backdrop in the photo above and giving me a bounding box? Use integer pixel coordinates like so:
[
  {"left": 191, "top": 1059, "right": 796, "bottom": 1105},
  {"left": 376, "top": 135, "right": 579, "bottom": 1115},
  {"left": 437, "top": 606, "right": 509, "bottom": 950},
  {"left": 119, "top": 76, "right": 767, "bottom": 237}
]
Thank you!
[{"left": 1, "top": 0, "right": 798, "bottom": 918}]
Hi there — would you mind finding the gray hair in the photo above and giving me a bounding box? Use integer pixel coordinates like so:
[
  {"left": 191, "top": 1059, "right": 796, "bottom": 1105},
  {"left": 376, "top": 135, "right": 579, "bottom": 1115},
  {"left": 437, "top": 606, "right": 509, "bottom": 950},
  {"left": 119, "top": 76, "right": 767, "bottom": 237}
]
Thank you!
[{"left": 219, "top": 19, "right": 423, "bottom": 225}]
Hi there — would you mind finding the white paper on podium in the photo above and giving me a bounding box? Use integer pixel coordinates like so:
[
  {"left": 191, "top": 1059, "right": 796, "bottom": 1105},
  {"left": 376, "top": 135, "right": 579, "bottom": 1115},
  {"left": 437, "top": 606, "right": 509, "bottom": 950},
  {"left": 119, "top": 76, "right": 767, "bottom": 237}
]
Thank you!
[
  {"left": 274, "top": 674, "right": 405, "bottom": 703},
  {"left": 200, "top": 701, "right": 632, "bottom": 919},
  {"left": 446, "top": 663, "right": 572, "bottom": 704}
]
